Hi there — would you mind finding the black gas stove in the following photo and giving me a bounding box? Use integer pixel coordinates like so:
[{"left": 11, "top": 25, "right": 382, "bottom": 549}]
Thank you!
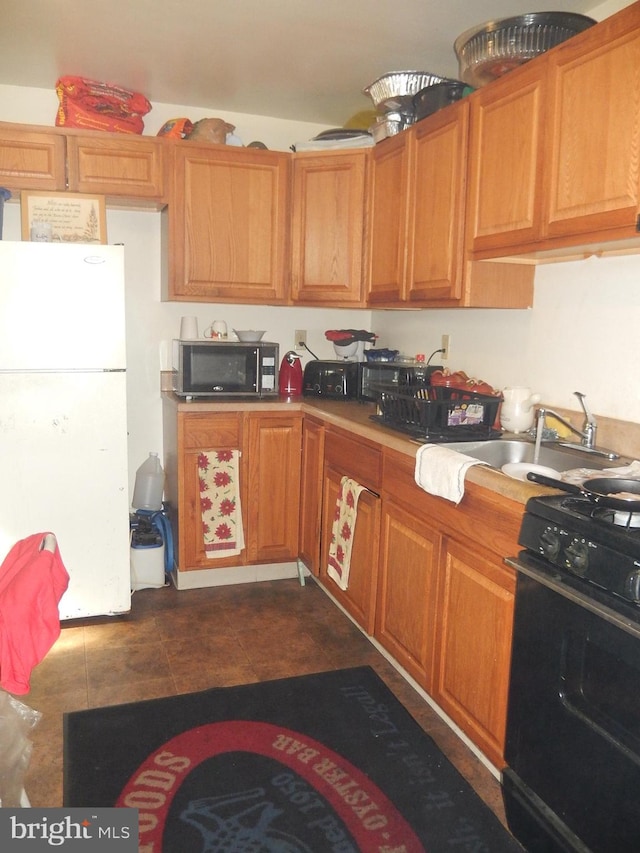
[
  {"left": 505, "top": 492, "right": 640, "bottom": 852},
  {"left": 518, "top": 493, "right": 640, "bottom": 613}
]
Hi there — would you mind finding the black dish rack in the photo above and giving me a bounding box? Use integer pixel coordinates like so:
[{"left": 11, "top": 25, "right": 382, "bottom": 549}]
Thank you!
[{"left": 369, "top": 382, "right": 502, "bottom": 442}]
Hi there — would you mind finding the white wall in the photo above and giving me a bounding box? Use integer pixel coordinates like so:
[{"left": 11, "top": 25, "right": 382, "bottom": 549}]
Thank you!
[{"left": 371, "top": 254, "right": 640, "bottom": 422}]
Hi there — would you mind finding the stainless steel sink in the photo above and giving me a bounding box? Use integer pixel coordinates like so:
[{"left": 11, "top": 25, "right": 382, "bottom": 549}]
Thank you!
[{"left": 444, "top": 439, "right": 617, "bottom": 473}]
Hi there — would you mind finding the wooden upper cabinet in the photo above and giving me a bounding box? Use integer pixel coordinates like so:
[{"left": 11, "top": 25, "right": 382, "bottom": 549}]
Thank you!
[
  {"left": 164, "top": 143, "right": 290, "bottom": 303},
  {"left": 367, "top": 103, "right": 468, "bottom": 308},
  {"left": 367, "top": 132, "right": 412, "bottom": 305},
  {"left": 466, "top": 60, "right": 547, "bottom": 255},
  {"left": 290, "top": 150, "right": 368, "bottom": 306},
  {"left": 0, "top": 123, "right": 66, "bottom": 192},
  {"left": 544, "top": 5, "right": 640, "bottom": 243},
  {"left": 407, "top": 102, "right": 468, "bottom": 304},
  {"left": 66, "top": 133, "right": 166, "bottom": 201}
]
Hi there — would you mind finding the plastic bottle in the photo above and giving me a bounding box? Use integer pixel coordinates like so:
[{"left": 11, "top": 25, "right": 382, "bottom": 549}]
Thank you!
[
  {"left": 414, "top": 353, "right": 427, "bottom": 384},
  {"left": 132, "top": 452, "right": 165, "bottom": 510}
]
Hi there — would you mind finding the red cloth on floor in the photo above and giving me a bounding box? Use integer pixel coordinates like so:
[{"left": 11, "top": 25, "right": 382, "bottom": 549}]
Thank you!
[{"left": 0, "top": 533, "right": 69, "bottom": 695}]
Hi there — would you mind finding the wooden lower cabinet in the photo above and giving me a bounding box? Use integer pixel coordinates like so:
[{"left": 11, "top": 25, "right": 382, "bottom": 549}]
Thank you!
[
  {"left": 375, "top": 448, "right": 521, "bottom": 767},
  {"left": 317, "top": 428, "right": 382, "bottom": 633},
  {"left": 319, "top": 461, "right": 380, "bottom": 634},
  {"left": 434, "top": 538, "right": 516, "bottom": 769},
  {"left": 375, "top": 499, "right": 440, "bottom": 692},
  {"left": 298, "top": 417, "right": 325, "bottom": 575},
  {"left": 245, "top": 411, "right": 302, "bottom": 563},
  {"left": 163, "top": 403, "right": 302, "bottom": 572}
]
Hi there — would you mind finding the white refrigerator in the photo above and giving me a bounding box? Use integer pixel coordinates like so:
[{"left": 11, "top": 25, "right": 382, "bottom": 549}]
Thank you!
[{"left": 0, "top": 241, "right": 131, "bottom": 619}]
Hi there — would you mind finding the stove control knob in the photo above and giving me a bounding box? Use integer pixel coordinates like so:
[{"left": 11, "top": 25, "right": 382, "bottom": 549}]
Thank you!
[
  {"left": 564, "top": 538, "right": 589, "bottom": 577},
  {"left": 540, "top": 527, "right": 561, "bottom": 560},
  {"left": 624, "top": 570, "right": 640, "bottom": 603}
]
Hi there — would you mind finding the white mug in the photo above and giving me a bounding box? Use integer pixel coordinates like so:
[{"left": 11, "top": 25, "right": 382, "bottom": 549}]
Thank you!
[
  {"left": 179, "top": 316, "right": 199, "bottom": 340},
  {"left": 204, "top": 320, "right": 228, "bottom": 339}
]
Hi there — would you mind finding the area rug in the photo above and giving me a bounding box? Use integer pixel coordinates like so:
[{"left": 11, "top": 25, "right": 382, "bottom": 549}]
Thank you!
[{"left": 64, "top": 666, "right": 522, "bottom": 852}]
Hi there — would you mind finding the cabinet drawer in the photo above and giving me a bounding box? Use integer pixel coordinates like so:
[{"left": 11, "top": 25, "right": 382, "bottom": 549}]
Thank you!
[
  {"left": 180, "top": 413, "right": 241, "bottom": 450},
  {"left": 324, "top": 428, "right": 382, "bottom": 491}
]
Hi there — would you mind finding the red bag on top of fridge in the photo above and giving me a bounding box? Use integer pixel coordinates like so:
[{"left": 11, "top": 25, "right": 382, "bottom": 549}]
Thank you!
[{"left": 55, "top": 75, "right": 152, "bottom": 134}]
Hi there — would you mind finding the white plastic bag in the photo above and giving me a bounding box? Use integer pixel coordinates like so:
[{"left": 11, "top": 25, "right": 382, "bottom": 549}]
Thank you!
[{"left": 0, "top": 690, "right": 41, "bottom": 807}]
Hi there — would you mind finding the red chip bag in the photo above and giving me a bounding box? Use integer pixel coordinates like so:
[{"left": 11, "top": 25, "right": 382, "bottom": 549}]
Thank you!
[{"left": 55, "top": 76, "right": 152, "bottom": 134}]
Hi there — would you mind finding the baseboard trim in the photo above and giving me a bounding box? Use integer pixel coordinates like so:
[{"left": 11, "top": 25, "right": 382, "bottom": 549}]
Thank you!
[{"left": 171, "top": 561, "right": 309, "bottom": 590}]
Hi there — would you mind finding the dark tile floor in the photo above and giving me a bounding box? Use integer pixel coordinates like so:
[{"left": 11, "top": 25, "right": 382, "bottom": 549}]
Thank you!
[{"left": 22, "top": 578, "right": 507, "bottom": 828}]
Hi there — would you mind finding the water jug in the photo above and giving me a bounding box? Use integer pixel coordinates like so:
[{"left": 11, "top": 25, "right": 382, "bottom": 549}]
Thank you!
[
  {"left": 500, "top": 387, "right": 542, "bottom": 433},
  {"left": 132, "top": 452, "right": 165, "bottom": 510}
]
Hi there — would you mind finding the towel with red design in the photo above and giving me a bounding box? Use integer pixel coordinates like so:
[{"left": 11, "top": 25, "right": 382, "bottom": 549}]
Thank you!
[
  {"left": 327, "top": 476, "right": 366, "bottom": 590},
  {"left": 199, "top": 450, "right": 244, "bottom": 557}
]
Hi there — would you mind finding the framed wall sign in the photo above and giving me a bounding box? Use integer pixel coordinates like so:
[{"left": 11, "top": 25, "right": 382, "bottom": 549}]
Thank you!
[{"left": 21, "top": 190, "right": 107, "bottom": 244}]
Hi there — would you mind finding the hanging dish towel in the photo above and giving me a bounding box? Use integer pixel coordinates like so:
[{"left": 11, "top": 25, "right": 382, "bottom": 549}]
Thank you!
[
  {"left": 199, "top": 450, "right": 245, "bottom": 557},
  {"left": 414, "top": 444, "right": 486, "bottom": 505},
  {"left": 327, "top": 476, "right": 366, "bottom": 590}
]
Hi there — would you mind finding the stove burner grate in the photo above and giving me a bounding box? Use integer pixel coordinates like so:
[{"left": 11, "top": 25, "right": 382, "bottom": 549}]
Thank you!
[{"left": 559, "top": 496, "right": 640, "bottom": 529}]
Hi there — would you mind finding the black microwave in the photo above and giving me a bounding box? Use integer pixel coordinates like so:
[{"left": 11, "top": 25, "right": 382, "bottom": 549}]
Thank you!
[{"left": 172, "top": 339, "right": 279, "bottom": 397}]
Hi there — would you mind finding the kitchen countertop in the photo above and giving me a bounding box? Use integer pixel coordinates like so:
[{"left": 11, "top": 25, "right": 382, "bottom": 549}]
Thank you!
[{"left": 163, "top": 392, "right": 554, "bottom": 506}]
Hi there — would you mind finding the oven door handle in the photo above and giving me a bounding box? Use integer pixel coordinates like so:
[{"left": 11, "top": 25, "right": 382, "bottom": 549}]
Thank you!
[{"left": 506, "top": 556, "right": 640, "bottom": 640}]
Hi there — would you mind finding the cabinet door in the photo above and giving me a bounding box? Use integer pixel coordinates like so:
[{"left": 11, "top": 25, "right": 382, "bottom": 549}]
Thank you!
[
  {"left": 434, "top": 537, "right": 515, "bottom": 768},
  {"left": 466, "top": 61, "right": 547, "bottom": 254},
  {"left": 375, "top": 499, "right": 440, "bottom": 691},
  {"left": 66, "top": 134, "right": 166, "bottom": 201},
  {"left": 245, "top": 412, "right": 302, "bottom": 563},
  {"left": 178, "top": 412, "right": 244, "bottom": 570},
  {"left": 299, "top": 417, "right": 325, "bottom": 576},
  {"left": 0, "top": 124, "right": 66, "bottom": 192},
  {"left": 545, "top": 9, "right": 640, "bottom": 241},
  {"left": 320, "top": 463, "right": 380, "bottom": 633},
  {"left": 367, "top": 132, "right": 411, "bottom": 305},
  {"left": 407, "top": 102, "right": 468, "bottom": 303},
  {"left": 165, "top": 144, "right": 289, "bottom": 303},
  {"left": 290, "top": 151, "right": 367, "bottom": 306}
]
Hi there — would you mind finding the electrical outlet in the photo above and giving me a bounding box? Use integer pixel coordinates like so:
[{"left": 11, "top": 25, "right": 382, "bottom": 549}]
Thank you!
[
  {"left": 441, "top": 334, "right": 451, "bottom": 361},
  {"left": 294, "top": 329, "right": 307, "bottom": 351}
]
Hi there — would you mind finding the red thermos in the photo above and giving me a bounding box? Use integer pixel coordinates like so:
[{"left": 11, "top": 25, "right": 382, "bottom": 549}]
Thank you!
[{"left": 279, "top": 351, "right": 303, "bottom": 396}]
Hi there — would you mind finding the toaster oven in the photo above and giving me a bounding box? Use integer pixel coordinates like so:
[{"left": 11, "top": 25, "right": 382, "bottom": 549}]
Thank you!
[
  {"left": 359, "top": 361, "right": 443, "bottom": 401},
  {"left": 302, "top": 360, "right": 360, "bottom": 399}
]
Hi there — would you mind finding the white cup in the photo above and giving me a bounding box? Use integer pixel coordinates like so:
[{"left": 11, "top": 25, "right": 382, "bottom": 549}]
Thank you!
[{"left": 179, "top": 316, "right": 199, "bottom": 340}]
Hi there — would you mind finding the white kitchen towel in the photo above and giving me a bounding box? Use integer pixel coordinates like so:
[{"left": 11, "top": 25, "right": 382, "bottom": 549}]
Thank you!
[
  {"left": 327, "top": 476, "right": 366, "bottom": 590},
  {"left": 199, "top": 450, "right": 245, "bottom": 558},
  {"left": 414, "top": 444, "right": 486, "bottom": 504}
]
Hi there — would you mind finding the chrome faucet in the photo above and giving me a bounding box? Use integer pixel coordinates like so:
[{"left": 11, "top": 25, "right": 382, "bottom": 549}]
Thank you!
[{"left": 534, "top": 392, "right": 618, "bottom": 461}]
